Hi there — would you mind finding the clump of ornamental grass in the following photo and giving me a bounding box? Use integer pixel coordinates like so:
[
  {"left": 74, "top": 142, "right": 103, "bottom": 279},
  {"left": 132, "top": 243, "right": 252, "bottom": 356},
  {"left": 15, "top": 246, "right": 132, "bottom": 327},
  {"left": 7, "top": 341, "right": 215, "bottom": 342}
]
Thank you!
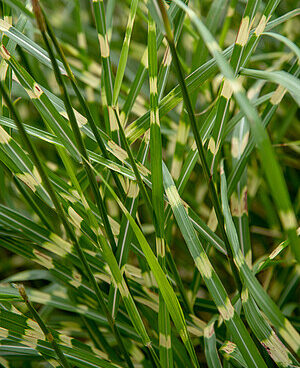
[{"left": 0, "top": 0, "right": 299, "bottom": 367}]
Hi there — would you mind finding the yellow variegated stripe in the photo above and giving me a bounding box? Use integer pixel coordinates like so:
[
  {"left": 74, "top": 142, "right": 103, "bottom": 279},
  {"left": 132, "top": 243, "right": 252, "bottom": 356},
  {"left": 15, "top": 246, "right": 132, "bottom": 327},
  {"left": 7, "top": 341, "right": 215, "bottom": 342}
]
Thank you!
[
  {"left": 203, "top": 322, "right": 214, "bottom": 339},
  {"left": 149, "top": 76, "right": 157, "bottom": 95},
  {"left": 236, "top": 16, "right": 250, "bottom": 46},
  {"left": 0, "top": 18, "right": 13, "bottom": 32},
  {"left": 0, "top": 125, "right": 49, "bottom": 201},
  {"left": 44, "top": 233, "right": 73, "bottom": 258},
  {"left": 230, "top": 187, "right": 248, "bottom": 217},
  {"left": 97, "top": 33, "right": 109, "bottom": 58},
  {"left": 207, "top": 208, "right": 218, "bottom": 232},
  {"left": 159, "top": 333, "right": 171, "bottom": 349},
  {"left": 156, "top": 237, "right": 165, "bottom": 258},
  {"left": 68, "top": 207, "right": 83, "bottom": 228},
  {"left": 227, "top": 6, "right": 234, "bottom": 18},
  {"left": 262, "top": 330, "right": 292, "bottom": 366},
  {"left": 108, "top": 106, "right": 118, "bottom": 132},
  {"left": 141, "top": 48, "right": 148, "bottom": 68},
  {"left": 220, "top": 341, "right": 237, "bottom": 357},
  {"left": 142, "top": 270, "right": 156, "bottom": 288},
  {"left": 16, "top": 173, "right": 40, "bottom": 192},
  {"left": 0, "top": 44, "right": 11, "bottom": 60},
  {"left": 25, "top": 83, "right": 44, "bottom": 99},
  {"left": 0, "top": 125, "right": 11, "bottom": 144},
  {"left": 165, "top": 184, "right": 181, "bottom": 207},
  {"left": 136, "top": 162, "right": 151, "bottom": 178},
  {"left": 107, "top": 140, "right": 128, "bottom": 161},
  {"left": 217, "top": 297, "right": 235, "bottom": 321},
  {"left": 77, "top": 32, "right": 87, "bottom": 49},
  {"left": 195, "top": 253, "right": 213, "bottom": 279},
  {"left": 279, "top": 209, "right": 297, "bottom": 230},
  {"left": 255, "top": 15, "right": 267, "bottom": 36},
  {"left": 221, "top": 79, "right": 233, "bottom": 99},
  {"left": 270, "top": 85, "right": 286, "bottom": 105},
  {"left": 278, "top": 319, "right": 300, "bottom": 354},
  {"left": 33, "top": 249, "right": 54, "bottom": 269},
  {"left": 231, "top": 131, "right": 249, "bottom": 158},
  {"left": 127, "top": 181, "right": 139, "bottom": 199},
  {"left": 208, "top": 137, "right": 217, "bottom": 155}
]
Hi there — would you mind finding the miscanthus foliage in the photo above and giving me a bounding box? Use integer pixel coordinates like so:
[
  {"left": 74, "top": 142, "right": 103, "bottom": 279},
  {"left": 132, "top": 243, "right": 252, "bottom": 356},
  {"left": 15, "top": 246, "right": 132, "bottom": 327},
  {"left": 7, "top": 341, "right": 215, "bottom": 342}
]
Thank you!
[{"left": 0, "top": 0, "right": 299, "bottom": 367}]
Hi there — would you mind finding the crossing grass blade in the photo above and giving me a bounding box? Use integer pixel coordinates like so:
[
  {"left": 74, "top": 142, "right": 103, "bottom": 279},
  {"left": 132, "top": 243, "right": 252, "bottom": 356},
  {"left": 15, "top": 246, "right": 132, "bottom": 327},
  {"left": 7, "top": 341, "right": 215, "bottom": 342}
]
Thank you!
[{"left": 240, "top": 68, "right": 300, "bottom": 105}]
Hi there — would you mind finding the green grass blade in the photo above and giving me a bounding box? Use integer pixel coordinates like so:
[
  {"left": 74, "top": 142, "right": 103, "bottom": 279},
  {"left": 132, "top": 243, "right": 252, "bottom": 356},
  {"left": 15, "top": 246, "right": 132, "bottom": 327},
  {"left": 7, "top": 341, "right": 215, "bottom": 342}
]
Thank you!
[
  {"left": 204, "top": 316, "right": 222, "bottom": 368},
  {"left": 112, "top": 0, "right": 138, "bottom": 106},
  {"left": 148, "top": 12, "right": 172, "bottom": 367}
]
